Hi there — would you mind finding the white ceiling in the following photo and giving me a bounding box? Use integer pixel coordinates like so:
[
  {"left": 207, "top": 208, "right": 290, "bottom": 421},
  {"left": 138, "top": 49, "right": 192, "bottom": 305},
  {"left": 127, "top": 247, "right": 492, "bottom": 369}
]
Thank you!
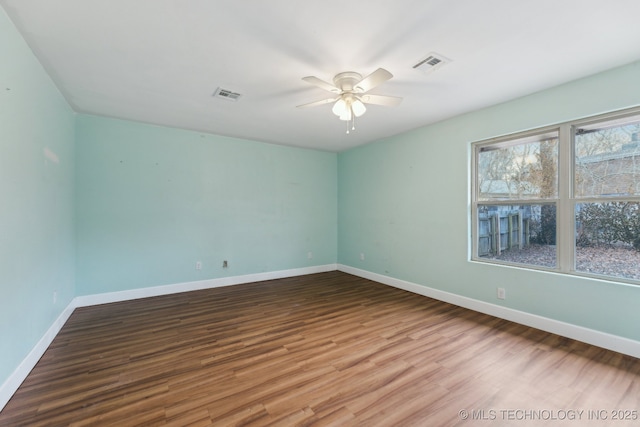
[{"left": 3, "top": 0, "right": 640, "bottom": 152}]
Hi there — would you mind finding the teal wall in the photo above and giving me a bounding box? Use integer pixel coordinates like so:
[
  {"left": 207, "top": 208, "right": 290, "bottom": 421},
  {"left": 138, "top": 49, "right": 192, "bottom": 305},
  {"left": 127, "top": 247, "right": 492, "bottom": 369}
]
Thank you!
[
  {"left": 75, "top": 115, "right": 337, "bottom": 295},
  {"left": 338, "top": 60, "right": 640, "bottom": 341},
  {"left": 0, "top": 9, "right": 75, "bottom": 385}
]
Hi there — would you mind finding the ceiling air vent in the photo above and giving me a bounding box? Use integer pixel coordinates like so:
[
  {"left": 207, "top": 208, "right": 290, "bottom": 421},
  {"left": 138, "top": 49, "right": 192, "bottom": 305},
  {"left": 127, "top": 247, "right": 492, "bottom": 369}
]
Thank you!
[
  {"left": 413, "top": 53, "right": 451, "bottom": 74},
  {"left": 213, "top": 87, "right": 242, "bottom": 101}
]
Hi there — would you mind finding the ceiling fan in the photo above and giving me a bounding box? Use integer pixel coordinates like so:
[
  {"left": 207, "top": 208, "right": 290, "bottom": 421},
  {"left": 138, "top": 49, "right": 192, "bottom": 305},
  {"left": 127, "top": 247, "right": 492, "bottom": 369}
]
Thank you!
[{"left": 297, "top": 68, "right": 402, "bottom": 133}]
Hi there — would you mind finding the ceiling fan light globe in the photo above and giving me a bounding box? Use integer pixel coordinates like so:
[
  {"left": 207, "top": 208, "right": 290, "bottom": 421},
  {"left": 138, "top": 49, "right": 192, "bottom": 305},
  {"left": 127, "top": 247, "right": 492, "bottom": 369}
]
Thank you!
[
  {"left": 339, "top": 109, "right": 352, "bottom": 121},
  {"left": 352, "top": 99, "right": 366, "bottom": 117},
  {"left": 332, "top": 99, "right": 347, "bottom": 116}
]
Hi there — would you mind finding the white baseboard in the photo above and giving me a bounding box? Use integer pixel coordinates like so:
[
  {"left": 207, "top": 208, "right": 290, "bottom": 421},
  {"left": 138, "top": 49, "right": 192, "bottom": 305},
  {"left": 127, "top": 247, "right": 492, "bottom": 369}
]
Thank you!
[
  {"left": 0, "top": 301, "right": 78, "bottom": 411},
  {"left": 338, "top": 264, "right": 640, "bottom": 359},
  {"left": 73, "top": 264, "right": 338, "bottom": 307},
  {"left": 0, "top": 264, "right": 336, "bottom": 411}
]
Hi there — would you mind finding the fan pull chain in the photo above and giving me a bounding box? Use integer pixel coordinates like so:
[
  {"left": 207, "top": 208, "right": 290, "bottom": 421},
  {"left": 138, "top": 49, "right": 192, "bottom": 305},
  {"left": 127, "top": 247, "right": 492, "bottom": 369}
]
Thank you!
[{"left": 345, "top": 106, "right": 356, "bottom": 134}]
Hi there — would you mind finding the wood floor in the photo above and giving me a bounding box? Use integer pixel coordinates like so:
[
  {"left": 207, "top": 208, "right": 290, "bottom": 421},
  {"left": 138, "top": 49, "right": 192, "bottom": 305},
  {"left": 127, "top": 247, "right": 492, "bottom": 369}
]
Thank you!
[{"left": 2, "top": 271, "right": 639, "bottom": 426}]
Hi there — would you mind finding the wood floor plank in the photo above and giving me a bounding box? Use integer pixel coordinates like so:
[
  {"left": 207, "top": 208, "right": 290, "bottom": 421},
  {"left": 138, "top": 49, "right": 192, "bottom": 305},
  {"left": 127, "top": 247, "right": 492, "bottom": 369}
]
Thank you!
[{"left": 2, "top": 271, "right": 639, "bottom": 426}]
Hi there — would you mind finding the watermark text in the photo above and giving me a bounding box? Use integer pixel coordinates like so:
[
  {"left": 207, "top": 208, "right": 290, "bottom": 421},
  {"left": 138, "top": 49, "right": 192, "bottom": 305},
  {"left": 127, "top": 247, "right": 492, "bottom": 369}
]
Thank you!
[{"left": 458, "top": 408, "right": 638, "bottom": 422}]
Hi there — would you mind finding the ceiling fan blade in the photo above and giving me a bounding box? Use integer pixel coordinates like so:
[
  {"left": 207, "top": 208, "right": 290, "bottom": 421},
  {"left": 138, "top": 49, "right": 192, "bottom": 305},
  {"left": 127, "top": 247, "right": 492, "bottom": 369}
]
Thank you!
[
  {"left": 359, "top": 94, "right": 402, "bottom": 107},
  {"left": 302, "top": 76, "right": 341, "bottom": 93},
  {"left": 296, "top": 97, "right": 338, "bottom": 108},
  {"left": 354, "top": 68, "right": 393, "bottom": 93}
]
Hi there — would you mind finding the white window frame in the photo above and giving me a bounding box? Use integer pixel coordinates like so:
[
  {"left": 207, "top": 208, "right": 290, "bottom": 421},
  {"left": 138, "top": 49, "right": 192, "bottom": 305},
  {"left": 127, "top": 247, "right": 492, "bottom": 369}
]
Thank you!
[{"left": 471, "top": 106, "right": 640, "bottom": 285}]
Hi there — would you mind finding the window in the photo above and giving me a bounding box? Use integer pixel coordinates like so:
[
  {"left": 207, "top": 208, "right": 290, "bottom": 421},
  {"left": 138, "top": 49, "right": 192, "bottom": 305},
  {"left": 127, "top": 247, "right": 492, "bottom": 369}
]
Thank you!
[
  {"left": 573, "top": 115, "right": 640, "bottom": 281},
  {"left": 475, "top": 130, "right": 559, "bottom": 269},
  {"left": 472, "top": 108, "right": 640, "bottom": 284}
]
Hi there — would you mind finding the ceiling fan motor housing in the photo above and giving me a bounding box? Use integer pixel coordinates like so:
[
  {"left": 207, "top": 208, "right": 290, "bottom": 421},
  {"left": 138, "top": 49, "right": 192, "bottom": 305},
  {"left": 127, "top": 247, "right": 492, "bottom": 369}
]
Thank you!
[{"left": 333, "top": 72, "right": 363, "bottom": 92}]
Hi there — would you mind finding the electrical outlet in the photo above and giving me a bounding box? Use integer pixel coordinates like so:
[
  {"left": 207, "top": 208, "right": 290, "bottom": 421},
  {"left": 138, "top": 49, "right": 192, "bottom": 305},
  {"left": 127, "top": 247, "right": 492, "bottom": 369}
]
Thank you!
[
  {"left": 196, "top": 261, "right": 202, "bottom": 270},
  {"left": 53, "top": 290, "right": 57, "bottom": 304},
  {"left": 223, "top": 260, "right": 228, "bottom": 268},
  {"left": 307, "top": 251, "right": 313, "bottom": 259},
  {"left": 497, "top": 287, "right": 506, "bottom": 300},
  {"left": 360, "top": 253, "right": 365, "bottom": 261}
]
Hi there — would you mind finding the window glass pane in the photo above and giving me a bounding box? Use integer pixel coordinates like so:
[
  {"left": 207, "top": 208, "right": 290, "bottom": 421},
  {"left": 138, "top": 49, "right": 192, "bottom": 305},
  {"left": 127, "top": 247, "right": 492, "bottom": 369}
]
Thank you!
[
  {"left": 575, "top": 118, "right": 640, "bottom": 197},
  {"left": 478, "top": 134, "right": 558, "bottom": 201},
  {"left": 477, "top": 204, "right": 556, "bottom": 268},
  {"left": 575, "top": 202, "right": 640, "bottom": 280}
]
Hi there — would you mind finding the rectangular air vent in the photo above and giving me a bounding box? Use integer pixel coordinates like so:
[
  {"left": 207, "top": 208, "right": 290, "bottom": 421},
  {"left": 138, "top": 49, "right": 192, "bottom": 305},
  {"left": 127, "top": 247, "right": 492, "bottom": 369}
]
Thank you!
[
  {"left": 213, "top": 87, "right": 242, "bottom": 101},
  {"left": 413, "top": 52, "right": 451, "bottom": 74}
]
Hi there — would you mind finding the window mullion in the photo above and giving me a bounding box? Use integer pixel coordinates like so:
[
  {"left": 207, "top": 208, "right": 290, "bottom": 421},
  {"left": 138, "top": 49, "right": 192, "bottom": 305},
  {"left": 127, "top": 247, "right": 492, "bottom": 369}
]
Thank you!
[{"left": 557, "top": 124, "right": 574, "bottom": 273}]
